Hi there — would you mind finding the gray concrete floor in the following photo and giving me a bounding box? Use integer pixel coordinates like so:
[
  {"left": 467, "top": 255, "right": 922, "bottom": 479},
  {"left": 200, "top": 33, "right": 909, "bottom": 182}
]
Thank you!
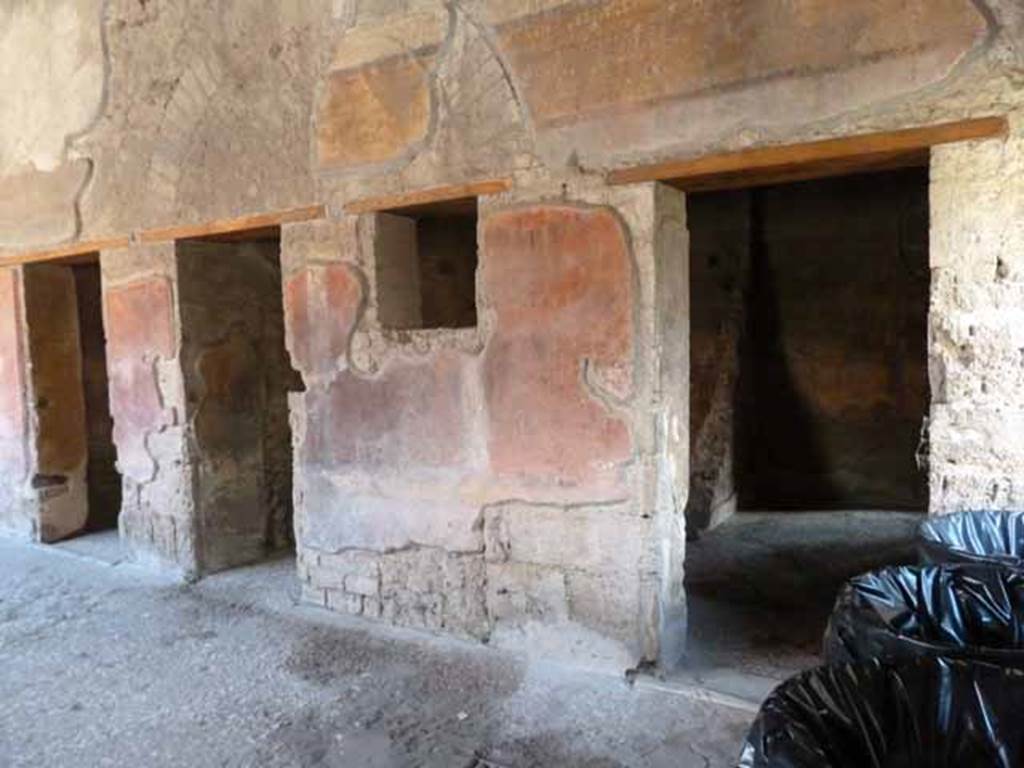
[
  {"left": 0, "top": 535, "right": 752, "bottom": 768},
  {"left": 684, "top": 510, "right": 921, "bottom": 687}
]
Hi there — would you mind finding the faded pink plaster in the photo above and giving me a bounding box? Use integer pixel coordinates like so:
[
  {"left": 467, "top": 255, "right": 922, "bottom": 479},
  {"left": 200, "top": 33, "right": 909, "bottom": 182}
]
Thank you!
[
  {"left": 0, "top": 269, "right": 27, "bottom": 480},
  {"left": 482, "top": 205, "right": 635, "bottom": 491},
  {"left": 104, "top": 278, "right": 175, "bottom": 482},
  {"left": 304, "top": 351, "right": 471, "bottom": 471},
  {"left": 284, "top": 263, "right": 363, "bottom": 378}
]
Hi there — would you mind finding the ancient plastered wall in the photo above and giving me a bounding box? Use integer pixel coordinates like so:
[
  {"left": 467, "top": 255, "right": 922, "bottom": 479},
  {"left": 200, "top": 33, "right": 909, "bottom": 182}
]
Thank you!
[
  {"left": 651, "top": 183, "right": 689, "bottom": 669},
  {"left": 303, "top": 0, "right": 1020, "bottom": 219},
  {"left": 0, "top": 0, "right": 1019, "bottom": 666},
  {"left": 77, "top": 1, "right": 330, "bottom": 240},
  {"left": 283, "top": 183, "right": 669, "bottom": 666},
  {"left": 929, "top": 113, "right": 1024, "bottom": 513},
  {"left": 101, "top": 244, "right": 196, "bottom": 576},
  {"left": 0, "top": 0, "right": 104, "bottom": 248},
  {"left": 481, "top": 0, "right": 992, "bottom": 168},
  {"left": 481, "top": 191, "right": 656, "bottom": 663},
  {"left": 0, "top": 0, "right": 1012, "bottom": 254},
  {"left": 0, "top": 269, "right": 33, "bottom": 537}
]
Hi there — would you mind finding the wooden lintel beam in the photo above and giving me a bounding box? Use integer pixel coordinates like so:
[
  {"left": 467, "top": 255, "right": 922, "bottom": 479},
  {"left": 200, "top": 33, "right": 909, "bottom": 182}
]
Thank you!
[
  {"left": 606, "top": 116, "right": 1009, "bottom": 190},
  {"left": 138, "top": 204, "right": 327, "bottom": 244},
  {"left": 3, "top": 116, "right": 1004, "bottom": 267},
  {"left": 1, "top": 204, "right": 328, "bottom": 267},
  {"left": 345, "top": 179, "right": 513, "bottom": 215},
  {"left": 1, "top": 236, "right": 132, "bottom": 267}
]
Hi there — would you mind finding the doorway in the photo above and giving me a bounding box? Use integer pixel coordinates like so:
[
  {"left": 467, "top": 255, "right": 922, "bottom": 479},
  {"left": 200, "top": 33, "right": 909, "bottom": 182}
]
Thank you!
[
  {"left": 74, "top": 262, "right": 122, "bottom": 532},
  {"left": 176, "top": 228, "right": 302, "bottom": 572},
  {"left": 24, "top": 255, "right": 121, "bottom": 549},
  {"left": 683, "top": 168, "right": 930, "bottom": 683}
]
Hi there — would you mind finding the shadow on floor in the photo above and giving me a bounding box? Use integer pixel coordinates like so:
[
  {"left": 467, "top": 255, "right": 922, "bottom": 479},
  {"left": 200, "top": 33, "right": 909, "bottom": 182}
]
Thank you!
[{"left": 683, "top": 510, "right": 921, "bottom": 682}]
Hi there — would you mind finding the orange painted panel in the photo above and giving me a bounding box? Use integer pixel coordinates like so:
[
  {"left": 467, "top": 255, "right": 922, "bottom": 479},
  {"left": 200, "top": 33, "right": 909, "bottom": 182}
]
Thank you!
[
  {"left": 482, "top": 206, "right": 635, "bottom": 490},
  {"left": 496, "top": 0, "right": 987, "bottom": 128}
]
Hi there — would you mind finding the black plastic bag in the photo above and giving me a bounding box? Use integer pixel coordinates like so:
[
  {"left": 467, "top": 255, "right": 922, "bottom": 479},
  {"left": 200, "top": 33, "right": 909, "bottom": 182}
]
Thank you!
[
  {"left": 918, "top": 510, "right": 1024, "bottom": 567},
  {"left": 737, "top": 657, "right": 1024, "bottom": 767},
  {"left": 823, "top": 564, "right": 1024, "bottom": 668}
]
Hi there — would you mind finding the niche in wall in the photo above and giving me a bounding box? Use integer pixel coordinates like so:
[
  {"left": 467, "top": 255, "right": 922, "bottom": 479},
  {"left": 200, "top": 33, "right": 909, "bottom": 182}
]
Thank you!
[{"left": 374, "top": 196, "right": 479, "bottom": 330}]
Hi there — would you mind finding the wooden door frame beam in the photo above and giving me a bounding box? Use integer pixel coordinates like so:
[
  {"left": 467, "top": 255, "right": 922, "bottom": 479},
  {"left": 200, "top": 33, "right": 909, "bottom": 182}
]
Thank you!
[
  {"left": 606, "top": 116, "right": 1009, "bottom": 192},
  {"left": 1, "top": 204, "right": 327, "bottom": 266}
]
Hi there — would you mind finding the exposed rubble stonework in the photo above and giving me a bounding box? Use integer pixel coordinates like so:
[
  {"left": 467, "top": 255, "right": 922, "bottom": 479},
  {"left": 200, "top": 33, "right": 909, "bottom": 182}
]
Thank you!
[
  {"left": 929, "top": 120, "right": 1024, "bottom": 512},
  {"left": 685, "top": 192, "right": 752, "bottom": 534},
  {"left": 0, "top": 0, "right": 1022, "bottom": 668}
]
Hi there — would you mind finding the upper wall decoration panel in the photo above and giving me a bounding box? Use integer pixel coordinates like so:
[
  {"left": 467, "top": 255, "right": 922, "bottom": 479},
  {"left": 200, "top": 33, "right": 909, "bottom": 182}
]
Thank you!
[{"left": 316, "top": 0, "right": 991, "bottom": 173}]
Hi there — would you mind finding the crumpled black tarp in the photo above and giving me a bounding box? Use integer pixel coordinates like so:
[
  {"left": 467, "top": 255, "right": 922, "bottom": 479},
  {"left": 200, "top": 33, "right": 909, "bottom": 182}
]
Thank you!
[
  {"left": 918, "top": 510, "right": 1024, "bottom": 568},
  {"left": 737, "top": 657, "right": 1024, "bottom": 768},
  {"left": 823, "top": 564, "right": 1024, "bottom": 668}
]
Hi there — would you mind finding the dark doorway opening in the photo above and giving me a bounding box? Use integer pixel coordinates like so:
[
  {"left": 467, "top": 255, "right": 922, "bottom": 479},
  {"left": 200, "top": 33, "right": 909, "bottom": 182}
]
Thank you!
[
  {"left": 683, "top": 167, "right": 930, "bottom": 690},
  {"left": 687, "top": 167, "right": 929, "bottom": 529},
  {"left": 74, "top": 261, "right": 122, "bottom": 532},
  {"left": 177, "top": 228, "right": 302, "bottom": 572},
  {"left": 24, "top": 254, "right": 121, "bottom": 544}
]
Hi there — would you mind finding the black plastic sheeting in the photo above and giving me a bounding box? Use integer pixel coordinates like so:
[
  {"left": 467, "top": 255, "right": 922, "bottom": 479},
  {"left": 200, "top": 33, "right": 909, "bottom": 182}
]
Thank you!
[
  {"left": 823, "top": 565, "right": 1024, "bottom": 669},
  {"left": 918, "top": 510, "right": 1024, "bottom": 568},
  {"left": 737, "top": 657, "right": 1024, "bottom": 768}
]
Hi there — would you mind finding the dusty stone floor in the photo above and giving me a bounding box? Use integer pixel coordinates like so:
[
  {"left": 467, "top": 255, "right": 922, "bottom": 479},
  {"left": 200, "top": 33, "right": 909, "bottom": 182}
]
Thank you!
[
  {"left": 684, "top": 510, "right": 921, "bottom": 689},
  {"left": 0, "top": 536, "right": 752, "bottom": 768}
]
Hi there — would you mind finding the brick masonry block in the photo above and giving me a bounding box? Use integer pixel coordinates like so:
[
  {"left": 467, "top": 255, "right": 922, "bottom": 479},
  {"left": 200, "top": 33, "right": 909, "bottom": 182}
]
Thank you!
[{"left": 345, "top": 573, "right": 380, "bottom": 597}]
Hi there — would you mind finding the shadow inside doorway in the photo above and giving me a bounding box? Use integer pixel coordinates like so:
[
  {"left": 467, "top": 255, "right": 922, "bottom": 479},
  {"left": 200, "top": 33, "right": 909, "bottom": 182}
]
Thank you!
[{"left": 683, "top": 510, "right": 919, "bottom": 685}]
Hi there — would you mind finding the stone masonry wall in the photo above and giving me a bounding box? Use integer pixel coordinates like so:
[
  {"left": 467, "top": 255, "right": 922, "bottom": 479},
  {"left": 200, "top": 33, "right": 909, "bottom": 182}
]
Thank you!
[
  {"left": 0, "top": 0, "right": 1013, "bottom": 252},
  {"left": 0, "top": 0, "right": 1021, "bottom": 667},
  {"left": 929, "top": 112, "right": 1024, "bottom": 513},
  {"left": 102, "top": 243, "right": 196, "bottom": 576},
  {"left": 101, "top": 240, "right": 298, "bottom": 575},
  {"left": 651, "top": 183, "right": 690, "bottom": 669},
  {"left": 284, "top": 184, "right": 671, "bottom": 667}
]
